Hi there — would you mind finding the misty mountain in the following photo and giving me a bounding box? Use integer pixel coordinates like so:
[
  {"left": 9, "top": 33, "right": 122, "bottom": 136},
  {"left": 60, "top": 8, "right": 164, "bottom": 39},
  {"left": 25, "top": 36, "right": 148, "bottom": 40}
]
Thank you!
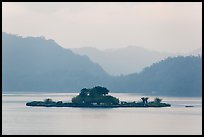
[
  {"left": 111, "top": 56, "right": 202, "bottom": 97},
  {"left": 71, "top": 46, "right": 176, "bottom": 76},
  {"left": 2, "top": 32, "right": 111, "bottom": 92},
  {"left": 2, "top": 32, "right": 202, "bottom": 97}
]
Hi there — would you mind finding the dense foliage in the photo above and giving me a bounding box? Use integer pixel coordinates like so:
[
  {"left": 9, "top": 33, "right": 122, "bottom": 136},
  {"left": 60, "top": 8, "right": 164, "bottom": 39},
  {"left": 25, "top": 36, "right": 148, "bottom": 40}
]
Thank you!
[{"left": 71, "top": 86, "right": 119, "bottom": 105}]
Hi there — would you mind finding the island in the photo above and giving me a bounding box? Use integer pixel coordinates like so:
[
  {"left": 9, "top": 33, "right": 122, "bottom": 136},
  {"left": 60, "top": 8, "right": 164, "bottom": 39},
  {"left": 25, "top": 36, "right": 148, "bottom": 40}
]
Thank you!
[{"left": 26, "top": 86, "right": 171, "bottom": 108}]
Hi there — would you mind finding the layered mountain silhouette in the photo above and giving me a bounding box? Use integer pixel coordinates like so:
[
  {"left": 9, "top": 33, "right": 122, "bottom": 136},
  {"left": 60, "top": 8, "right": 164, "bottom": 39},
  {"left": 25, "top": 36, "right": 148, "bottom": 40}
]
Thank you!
[
  {"left": 2, "top": 32, "right": 202, "bottom": 97},
  {"left": 2, "top": 32, "right": 111, "bottom": 91},
  {"left": 72, "top": 46, "right": 176, "bottom": 76},
  {"left": 109, "top": 56, "right": 202, "bottom": 97}
]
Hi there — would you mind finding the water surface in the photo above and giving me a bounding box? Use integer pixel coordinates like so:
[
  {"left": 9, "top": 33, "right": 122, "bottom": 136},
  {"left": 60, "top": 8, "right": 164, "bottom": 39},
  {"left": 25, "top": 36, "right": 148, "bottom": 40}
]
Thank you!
[{"left": 2, "top": 93, "right": 202, "bottom": 135}]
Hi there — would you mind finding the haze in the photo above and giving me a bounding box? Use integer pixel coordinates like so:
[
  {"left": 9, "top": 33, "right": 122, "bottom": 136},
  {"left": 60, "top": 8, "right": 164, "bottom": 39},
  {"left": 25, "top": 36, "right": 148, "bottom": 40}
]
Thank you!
[{"left": 2, "top": 2, "right": 202, "bottom": 53}]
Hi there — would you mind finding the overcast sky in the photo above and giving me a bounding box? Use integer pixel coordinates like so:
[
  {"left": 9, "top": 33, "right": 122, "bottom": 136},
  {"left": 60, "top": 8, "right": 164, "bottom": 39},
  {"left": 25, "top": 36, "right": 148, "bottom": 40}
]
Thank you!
[{"left": 2, "top": 2, "right": 202, "bottom": 53}]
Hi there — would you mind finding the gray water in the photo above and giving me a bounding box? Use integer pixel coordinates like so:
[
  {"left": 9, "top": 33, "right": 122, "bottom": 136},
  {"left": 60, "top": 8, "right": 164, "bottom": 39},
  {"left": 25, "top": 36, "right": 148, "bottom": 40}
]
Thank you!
[{"left": 2, "top": 93, "right": 202, "bottom": 135}]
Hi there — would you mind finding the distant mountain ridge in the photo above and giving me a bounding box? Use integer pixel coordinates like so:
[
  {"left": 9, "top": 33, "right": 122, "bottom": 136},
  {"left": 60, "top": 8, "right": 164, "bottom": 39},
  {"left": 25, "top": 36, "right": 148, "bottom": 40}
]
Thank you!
[
  {"left": 2, "top": 32, "right": 111, "bottom": 91},
  {"left": 71, "top": 46, "right": 176, "bottom": 76},
  {"left": 2, "top": 32, "right": 202, "bottom": 97},
  {"left": 109, "top": 56, "right": 202, "bottom": 97}
]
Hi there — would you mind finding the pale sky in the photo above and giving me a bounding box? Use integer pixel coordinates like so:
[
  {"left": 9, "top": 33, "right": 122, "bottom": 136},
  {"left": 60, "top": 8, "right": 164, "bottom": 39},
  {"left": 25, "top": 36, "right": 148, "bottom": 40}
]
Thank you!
[{"left": 2, "top": 2, "right": 202, "bottom": 53}]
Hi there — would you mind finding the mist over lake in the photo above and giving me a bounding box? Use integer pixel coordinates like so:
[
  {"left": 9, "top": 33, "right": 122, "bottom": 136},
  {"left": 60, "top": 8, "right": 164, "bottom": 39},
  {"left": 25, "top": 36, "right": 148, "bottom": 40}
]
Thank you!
[
  {"left": 2, "top": 2, "right": 202, "bottom": 135},
  {"left": 2, "top": 93, "right": 202, "bottom": 135}
]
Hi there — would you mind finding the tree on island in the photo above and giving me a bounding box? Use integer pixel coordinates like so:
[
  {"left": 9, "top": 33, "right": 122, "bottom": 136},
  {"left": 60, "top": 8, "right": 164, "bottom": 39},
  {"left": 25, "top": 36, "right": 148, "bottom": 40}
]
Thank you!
[
  {"left": 26, "top": 87, "right": 171, "bottom": 107},
  {"left": 44, "top": 98, "right": 53, "bottom": 103},
  {"left": 141, "top": 97, "right": 149, "bottom": 104},
  {"left": 154, "top": 97, "right": 162, "bottom": 104},
  {"left": 72, "top": 86, "right": 119, "bottom": 105}
]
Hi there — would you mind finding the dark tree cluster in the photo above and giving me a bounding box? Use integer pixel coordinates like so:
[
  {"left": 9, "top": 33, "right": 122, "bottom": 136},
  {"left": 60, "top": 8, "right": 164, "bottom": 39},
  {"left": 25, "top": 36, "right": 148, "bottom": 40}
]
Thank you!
[{"left": 72, "top": 86, "right": 119, "bottom": 105}]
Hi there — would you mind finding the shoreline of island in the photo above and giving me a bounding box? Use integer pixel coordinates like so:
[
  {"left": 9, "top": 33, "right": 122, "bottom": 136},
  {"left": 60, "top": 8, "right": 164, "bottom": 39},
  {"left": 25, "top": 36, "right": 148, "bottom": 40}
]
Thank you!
[
  {"left": 26, "top": 86, "right": 171, "bottom": 108},
  {"left": 26, "top": 101, "right": 171, "bottom": 108}
]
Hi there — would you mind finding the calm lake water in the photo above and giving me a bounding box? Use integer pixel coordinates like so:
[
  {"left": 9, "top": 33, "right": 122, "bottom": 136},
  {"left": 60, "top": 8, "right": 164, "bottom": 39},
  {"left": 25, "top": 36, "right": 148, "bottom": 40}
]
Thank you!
[{"left": 2, "top": 92, "right": 202, "bottom": 135}]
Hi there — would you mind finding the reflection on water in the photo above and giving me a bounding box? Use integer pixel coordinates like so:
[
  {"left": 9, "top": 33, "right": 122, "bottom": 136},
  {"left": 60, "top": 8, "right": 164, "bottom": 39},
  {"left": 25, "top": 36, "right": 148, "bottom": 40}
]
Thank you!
[{"left": 2, "top": 93, "right": 202, "bottom": 135}]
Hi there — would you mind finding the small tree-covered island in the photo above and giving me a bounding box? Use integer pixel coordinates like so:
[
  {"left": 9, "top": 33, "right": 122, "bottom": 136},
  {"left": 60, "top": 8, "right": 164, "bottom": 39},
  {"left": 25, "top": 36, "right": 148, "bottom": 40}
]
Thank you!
[{"left": 26, "top": 86, "right": 171, "bottom": 108}]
